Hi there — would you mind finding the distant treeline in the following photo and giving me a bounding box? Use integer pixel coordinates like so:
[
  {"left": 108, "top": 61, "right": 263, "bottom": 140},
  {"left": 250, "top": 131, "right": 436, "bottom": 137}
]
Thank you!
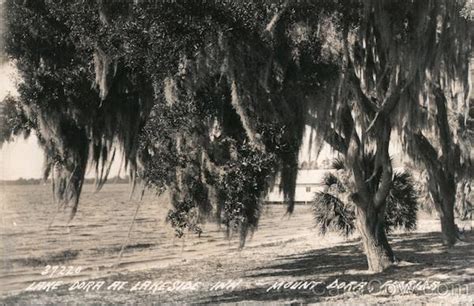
[{"left": 1, "top": 176, "right": 130, "bottom": 185}]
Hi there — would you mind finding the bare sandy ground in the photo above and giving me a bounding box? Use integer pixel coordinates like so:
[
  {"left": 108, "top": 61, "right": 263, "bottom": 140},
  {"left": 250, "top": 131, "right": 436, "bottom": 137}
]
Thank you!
[{"left": 1, "top": 184, "right": 473, "bottom": 304}]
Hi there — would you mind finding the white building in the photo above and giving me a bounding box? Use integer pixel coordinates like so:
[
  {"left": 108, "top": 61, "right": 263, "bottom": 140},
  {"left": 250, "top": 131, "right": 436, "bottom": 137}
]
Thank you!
[{"left": 265, "top": 169, "right": 335, "bottom": 204}]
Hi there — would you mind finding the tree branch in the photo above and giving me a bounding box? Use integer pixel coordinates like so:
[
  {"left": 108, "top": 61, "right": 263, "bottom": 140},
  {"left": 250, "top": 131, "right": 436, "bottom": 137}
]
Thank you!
[
  {"left": 346, "top": 128, "right": 369, "bottom": 206},
  {"left": 347, "top": 60, "right": 378, "bottom": 117},
  {"left": 264, "top": 1, "right": 289, "bottom": 35},
  {"left": 432, "top": 85, "right": 457, "bottom": 173},
  {"left": 374, "top": 117, "right": 393, "bottom": 207},
  {"left": 412, "top": 130, "right": 449, "bottom": 191}
]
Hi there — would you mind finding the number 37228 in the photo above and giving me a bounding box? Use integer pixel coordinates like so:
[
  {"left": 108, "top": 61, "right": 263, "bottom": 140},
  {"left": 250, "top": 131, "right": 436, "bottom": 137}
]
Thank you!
[{"left": 41, "top": 265, "right": 83, "bottom": 277}]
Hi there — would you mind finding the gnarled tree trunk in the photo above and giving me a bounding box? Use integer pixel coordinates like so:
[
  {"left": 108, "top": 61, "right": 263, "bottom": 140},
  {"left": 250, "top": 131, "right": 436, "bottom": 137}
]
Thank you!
[
  {"left": 427, "top": 175, "right": 459, "bottom": 247},
  {"left": 438, "top": 201, "right": 458, "bottom": 247},
  {"left": 346, "top": 116, "right": 396, "bottom": 273},
  {"left": 355, "top": 203, "right": 394, "bottom": 272},
  {"left": 456, "top": 180, "right": 472, "bottom": 221},
  {"left": 411, "top": 87, "right": 462, "bottom": 247}
]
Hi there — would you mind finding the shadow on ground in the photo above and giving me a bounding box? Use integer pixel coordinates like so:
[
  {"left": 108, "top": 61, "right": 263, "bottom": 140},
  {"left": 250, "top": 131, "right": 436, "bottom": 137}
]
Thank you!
[{"left": 198, "top": 231, "right": 474, "bottom": 304}]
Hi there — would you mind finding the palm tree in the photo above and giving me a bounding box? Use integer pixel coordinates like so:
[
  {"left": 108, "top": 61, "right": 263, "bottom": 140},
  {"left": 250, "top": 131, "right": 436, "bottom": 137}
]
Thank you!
[{"left": 312, "top": 155, "right": 418, "bottom": 262}]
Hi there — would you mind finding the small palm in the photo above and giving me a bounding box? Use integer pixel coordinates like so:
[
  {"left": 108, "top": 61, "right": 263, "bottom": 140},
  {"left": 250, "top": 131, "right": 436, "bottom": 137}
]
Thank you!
[{"left": 312, "top": 154, "right": 418, "bottom": 237}]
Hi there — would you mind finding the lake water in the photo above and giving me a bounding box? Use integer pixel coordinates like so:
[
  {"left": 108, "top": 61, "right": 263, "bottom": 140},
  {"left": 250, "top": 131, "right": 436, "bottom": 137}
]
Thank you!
[{"left": 0, "top": 184, "right": 322, "bottom": 295}]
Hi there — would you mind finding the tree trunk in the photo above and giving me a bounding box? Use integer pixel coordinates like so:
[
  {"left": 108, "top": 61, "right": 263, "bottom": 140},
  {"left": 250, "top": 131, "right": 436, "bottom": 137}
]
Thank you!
[
  {"left": 427, "top": 175, "right": 459, "bottom": 247},
  {"left": 456, "top": 180, "right": 471, "bottom": 221},
  {"left": 355, "top": 205, "right": 394, "bottom": 273},
  {"left": 439, "top": 205, "right": 458, "bottom": 247},
  {"left": 413, "top": 87, "right": 464, "bottom": 247},
  {"left": 376, "top": 221, "right": 395, "bottom": 261},
  {"left": 344, "top": 110, "right": 395, "bottom": 273},
  {"left": 434, "top": 194, "right": 458, "bottom": 247}
]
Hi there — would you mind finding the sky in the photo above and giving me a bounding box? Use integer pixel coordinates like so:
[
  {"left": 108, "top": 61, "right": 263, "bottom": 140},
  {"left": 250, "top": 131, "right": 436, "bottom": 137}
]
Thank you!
[
  {"left": 0, "top": 63, "right": 45, "bottom": 179},
  {"left": 0, "top": 135, "right": 45, "bottom": 180}
]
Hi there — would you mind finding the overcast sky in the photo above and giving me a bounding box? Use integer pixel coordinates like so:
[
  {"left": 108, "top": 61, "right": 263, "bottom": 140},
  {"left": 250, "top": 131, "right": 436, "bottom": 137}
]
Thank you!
[{"left": 0, "top": 63, "right": 44, "bottom": 179}]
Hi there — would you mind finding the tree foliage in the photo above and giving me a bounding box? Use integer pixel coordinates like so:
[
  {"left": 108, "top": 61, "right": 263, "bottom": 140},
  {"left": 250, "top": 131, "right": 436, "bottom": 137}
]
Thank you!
[
  {"left": 2, "top": 0, "right": 348, "bottom": 243},
  {"left": 0, "top": 94, "right": 32, "bottom": 145}
]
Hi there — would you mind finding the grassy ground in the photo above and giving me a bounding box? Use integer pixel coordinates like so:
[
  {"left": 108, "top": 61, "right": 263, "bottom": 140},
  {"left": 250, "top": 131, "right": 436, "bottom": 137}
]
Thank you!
[{"left": 2, "top": 224, "right": 472, "bottom": 304}]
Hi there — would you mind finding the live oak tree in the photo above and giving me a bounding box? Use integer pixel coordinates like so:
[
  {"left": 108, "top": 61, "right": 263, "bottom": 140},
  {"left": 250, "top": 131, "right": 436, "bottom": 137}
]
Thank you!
[
  {"left": 307, "top": 0, "right": 458, "bottom": 271},
  {"left": 334, "top": 0, "right": 471, "bottom": 268},
  {"left": 3, "top": 0, "right": 153, "bottom": 219},
  {"left": 399, "top": 1, "right": 473, "bottom": 247},
  {"left": 3, "top": 0, "right": 98, "bottom": 216},
  {"left": 3, "top": 0, "right": 340, "bottom": 236}
]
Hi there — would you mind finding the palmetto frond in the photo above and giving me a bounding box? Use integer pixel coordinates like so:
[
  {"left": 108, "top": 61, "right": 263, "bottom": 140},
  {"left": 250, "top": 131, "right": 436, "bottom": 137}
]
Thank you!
[
  {"left": 313, "top": 191, "right": 355, "bottom": 237},
  {"left": 385, "top": 171, "right": 418, "bottom": 232},
  {"left": 312, "top": 155, "right": 419, "bottom": 236},
  {"left": 331, "top": 158, "right": 345, "bottom": 171}
]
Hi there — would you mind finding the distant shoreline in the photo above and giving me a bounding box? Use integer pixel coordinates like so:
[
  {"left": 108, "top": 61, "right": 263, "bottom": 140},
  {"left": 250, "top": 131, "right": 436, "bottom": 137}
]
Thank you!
[{"left": 0, "top": 177, "right": 130, "bottom": 186}]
